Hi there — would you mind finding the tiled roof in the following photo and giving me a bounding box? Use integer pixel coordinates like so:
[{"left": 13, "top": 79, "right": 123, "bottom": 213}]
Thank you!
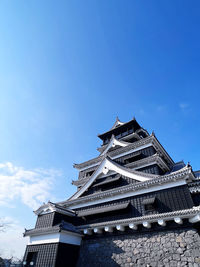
[
  {"left": 194, "top": 170, "right": 200, "bottom": 179},
  {"left": 77, "top": 202, "right": 129, "bottom": 217},
  {"left": 168, "top": 161, "right": 186, "bottom": 173},
  {"left": 92, "top": 174, "right": 121, "bottom": 187},
  {"left": 74, "top": 135, "right": 174, "bottom": 170},
  {"left": 24, "top": 221, "right": 81, "bottom": 237},
  {"left": 77, "top": 206, "right": 200, "bottom": 229},
  {"left": 60, "top": 164, "right": 194, "bottom": 207},
  {"left": 142, "top": 197, "right": 156, "bottom": 205}
]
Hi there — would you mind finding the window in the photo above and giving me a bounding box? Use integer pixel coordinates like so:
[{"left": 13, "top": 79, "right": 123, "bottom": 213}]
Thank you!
[
  {"left": 145, "top": 203, "right": 155, "bottom": 212},
  {"left": 142, "top": 197, "right": 156, "bottom": 214},
  {"left": 26, "top": 252, "right": 38, "bottom": 266}
]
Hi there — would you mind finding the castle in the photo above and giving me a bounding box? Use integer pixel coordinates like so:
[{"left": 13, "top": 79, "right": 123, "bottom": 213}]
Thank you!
[{"left": 23, "top": 118, "right": 200, "bottom": 266}]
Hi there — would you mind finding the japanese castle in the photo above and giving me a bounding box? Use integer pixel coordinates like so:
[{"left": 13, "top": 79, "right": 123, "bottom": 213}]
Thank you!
[{"left": 23, "top": 118, "right": 200, "bottom": 266}]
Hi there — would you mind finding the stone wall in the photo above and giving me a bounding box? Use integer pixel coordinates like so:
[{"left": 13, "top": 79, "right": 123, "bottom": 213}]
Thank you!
[{"left": 76, "top": 228, "right": 200, "bottom": 267}]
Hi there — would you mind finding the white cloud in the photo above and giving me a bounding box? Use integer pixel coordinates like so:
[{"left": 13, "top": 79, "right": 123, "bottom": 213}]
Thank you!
[
  {"left": 0, "top": 217, "right": 27, "bottom": 259},
  {"left": 0, "top": 162, "right": 61, "bottom": 210},
  {"left": 179, "top": 102, "right": 189, "bottom": 111},
  {"left": 0, "top": 163, "right": 62, "bottom": 259}
]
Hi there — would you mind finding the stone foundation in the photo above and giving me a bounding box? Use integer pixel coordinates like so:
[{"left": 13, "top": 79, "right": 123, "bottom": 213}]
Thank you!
[{"left": 76, "top": 228, "right": 200, "bottom": 267}]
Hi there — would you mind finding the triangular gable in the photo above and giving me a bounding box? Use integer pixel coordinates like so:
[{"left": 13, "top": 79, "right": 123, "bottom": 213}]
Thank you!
[
  {"left": 69, "top": 157, "right": 157, "bottom": 200},
  {"left": 110, "top": 117, "right": 124, "bottom": 130},
  {"left": 34, "top": 202, "right": 75, "bottom": 216},
  {"left": 100, "top": 135, "right": 131, "bottom": 156},
  {"left": 34, "top": 202, "right": 55, "bottom": 215}
]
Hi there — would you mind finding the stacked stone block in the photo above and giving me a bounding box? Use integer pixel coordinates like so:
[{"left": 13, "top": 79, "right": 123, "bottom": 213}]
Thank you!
[{"left": 77, "top": 228, "right": 200, "bottom": 267}]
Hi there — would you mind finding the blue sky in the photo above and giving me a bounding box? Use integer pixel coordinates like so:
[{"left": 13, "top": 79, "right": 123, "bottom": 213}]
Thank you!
[{"left": 0, "top": 0, "right": 200, "bottom": 259}]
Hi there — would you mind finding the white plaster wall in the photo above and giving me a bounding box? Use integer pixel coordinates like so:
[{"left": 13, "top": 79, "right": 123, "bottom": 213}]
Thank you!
[
  {"left": 29, "top": 233, "right": 59, "bottom": 245},
  {"left": 29, "top": 232, "right": 82, "bottom": 246}
]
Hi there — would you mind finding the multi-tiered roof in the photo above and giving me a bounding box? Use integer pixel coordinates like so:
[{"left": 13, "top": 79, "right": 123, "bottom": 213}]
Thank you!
[
  {"left": 23, "top": 117, "right": 200, "bottom": 266},
  {"left": 72, "top": 118, "right": 173, "bottom": 190}
]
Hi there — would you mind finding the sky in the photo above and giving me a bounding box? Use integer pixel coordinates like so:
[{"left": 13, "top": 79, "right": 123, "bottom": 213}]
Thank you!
[{"left": 0, "top": 0, "right": 200, "bottom": 259}]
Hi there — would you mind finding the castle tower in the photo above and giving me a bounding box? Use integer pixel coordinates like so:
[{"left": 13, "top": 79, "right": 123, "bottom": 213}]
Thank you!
[{"left": 23, "top": 117, "right": 200, "bottom": 266}]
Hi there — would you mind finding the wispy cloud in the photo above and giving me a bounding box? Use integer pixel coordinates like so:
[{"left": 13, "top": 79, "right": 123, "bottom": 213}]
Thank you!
[
  {"left": 0, "top": 217, "right": 26, "bottom": 259},
  {"left": 179, "top": 102, "right": 189, "bottom": 111},
  {"left": 156, "top": 105, "right": 167, "bottom": 112},
  {"left": 0, "top": 163, "right": 62, "bottom": 259},
  {"left": 0, "top": 162, "right": 61, "bottom": 210}
]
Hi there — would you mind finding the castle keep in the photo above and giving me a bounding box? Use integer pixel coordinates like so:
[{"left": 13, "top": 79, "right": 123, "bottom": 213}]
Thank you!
[{"left": 23, "top": 118, "right": 200, "bottom": 266}]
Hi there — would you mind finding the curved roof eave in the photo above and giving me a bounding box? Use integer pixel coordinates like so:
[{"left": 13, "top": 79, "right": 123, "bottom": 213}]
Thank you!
[
  {"left": 69, "top": 157, "right": 157, "bottom": 201},
  {"left": 110, "top": 117, "right": 124, "bottom": 130},
  {"left": 100, "top": 135, "right": 131, "bottom": 156},
  {"left": 98, "top": 118, "right": 141, "bottom": 140}
]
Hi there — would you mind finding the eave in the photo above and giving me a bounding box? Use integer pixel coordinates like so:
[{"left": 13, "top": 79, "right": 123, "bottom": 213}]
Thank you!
[
  {"left": 70, "top": 157, "right": 157, "bottom": 200},
  {"left": 74, "top": 135, "right": 174, "bottom": 171},
  {"left": 97, "top": 135, "right": 132, "bottom": 155},
  {"left": 24, "top": 225, "right": 81, "bottom": 237},
  {"left": 125, "top": 153, "right": 170, "bottom": 172},
  {"left": 109, "top": 117, "right": 124, "bottom": 130},
  {"left": 77, "top": 206, "right": 200, "bottom": 232},
  {"left": 77, "top": 202, "right": 129, "bottom": 217},
  {"left": 72, "top": 154, "right": 170, "bottom": 187},
  {"left": 60, "top": 165, "right": 194, "bottom": 208},
  {"left": 98, "top": 118, "right": 141, "bottom": 140},
  {"left": 34, "top": 201, "right": 75, "bottom": 217},
  {"left": 188, "top": 180, "right": 200, "bottom": 193}
]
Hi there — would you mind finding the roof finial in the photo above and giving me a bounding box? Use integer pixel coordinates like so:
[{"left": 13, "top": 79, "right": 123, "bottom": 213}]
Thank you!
[
  {"left": 187, "top": 162, "right": 191, "bottom": 168},
  {"left": 116, "top": 116, "right": 119, "bottom": 121}
]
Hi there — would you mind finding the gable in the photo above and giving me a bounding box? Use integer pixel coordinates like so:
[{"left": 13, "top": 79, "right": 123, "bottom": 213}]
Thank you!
[
  {"left": 110, "top": 117, "right": 124, "bottom": 130},
  {"left": 100, "top": 135, "right": 131, "bottom": 156},
  {"left": 69, "top": 157, "right": 157, "bottom": 200},
  {"left": 81, "top": 173, "right": 140, "bottom": 197}
]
